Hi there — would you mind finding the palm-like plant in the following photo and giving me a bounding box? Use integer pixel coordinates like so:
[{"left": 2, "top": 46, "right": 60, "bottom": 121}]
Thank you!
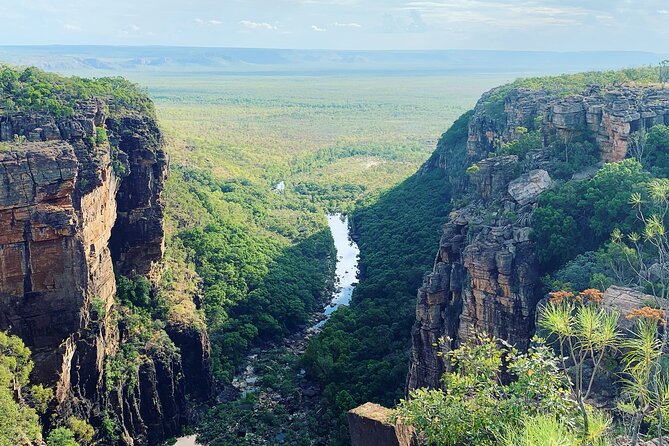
[
  {"left": 539, "top": 295, "right": 620, "bottom": 438},
  {"left": 619, "top": 317, "right": 668, "bottom": 445}
]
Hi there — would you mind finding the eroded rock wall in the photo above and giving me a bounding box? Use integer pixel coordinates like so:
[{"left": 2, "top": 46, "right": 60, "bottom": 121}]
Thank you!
[
  {"left": 0, "top": 99, "right": 206, "bottom": 444},
  {"left": 408, "top": 84, "right": 669, "bottom": 391}
]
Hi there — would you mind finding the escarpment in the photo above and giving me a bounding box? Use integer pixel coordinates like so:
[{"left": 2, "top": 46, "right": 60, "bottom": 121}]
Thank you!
[
  {"left": 0, "top": 76, "right": 210, "bottom": 444},
  {"left": 408, "top": 84, "right": 669, "bottom": 390}
]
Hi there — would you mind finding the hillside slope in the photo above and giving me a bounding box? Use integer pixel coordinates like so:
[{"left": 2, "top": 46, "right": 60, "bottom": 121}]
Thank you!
[
  {"left": 0, "top": 67, "right": 209, "bottom": 445},
  {"left": 410, "top": 68, "right": 669, "bottom": 388}
]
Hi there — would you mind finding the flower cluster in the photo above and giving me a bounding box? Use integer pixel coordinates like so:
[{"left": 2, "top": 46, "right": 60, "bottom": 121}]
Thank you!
[
  {"left": 579, "top": 288, "right": 604, "bottom": 304},
  {"left": 548, "top": 290, "right": 574, "bottom": 304},
  {"left": 626, "top": 306, "right": 666, "bottom": 325},
  {"left": 548, "top": 288, "right": 604, "bottom": 305}
]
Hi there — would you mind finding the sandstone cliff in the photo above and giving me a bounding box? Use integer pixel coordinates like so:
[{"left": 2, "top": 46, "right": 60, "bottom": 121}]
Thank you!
[
  {"left": 0, "top": 76, "right": 209, "bottom": 445},
  {"left": 408, "top": 84, "right": 669, "bottom": 390}
]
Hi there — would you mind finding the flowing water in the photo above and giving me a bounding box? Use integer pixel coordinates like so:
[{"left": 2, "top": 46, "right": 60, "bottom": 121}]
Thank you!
[
  {"left": 313, "top": 213, "right": 360, "bottom": 330},
  {"left": 175, "top": 213, "right": 359, "bottom": 445}
]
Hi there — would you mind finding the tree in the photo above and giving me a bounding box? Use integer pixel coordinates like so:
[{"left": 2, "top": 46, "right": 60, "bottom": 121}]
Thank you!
[
  {"left": 629, "top": 129, "right": 648, "bottom": 164},
  {"left": 612, "top": 178, "right": 669, "bottom": 444},
  {"left": 660, "top": 60, "right": 669, "bottom": 88},
  {"left": 539, "top": 289, "right": 620, "bottom": 438},
  {"left": 0, "top": 332, "right": 42, "bottom": 446},
  {"left": 618, "top": 313, "right": 669, "bottom": 446},
  {"left": 395, "top": 335, "right": 577, "bottom": 446},
  {"left": 46, "top": 427, "right": 78, "bottom": 446}
]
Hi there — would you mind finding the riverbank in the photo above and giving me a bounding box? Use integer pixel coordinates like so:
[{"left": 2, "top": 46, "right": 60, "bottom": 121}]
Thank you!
[{"left": 174, "top": 213, "right": 359, "bottom": 445}]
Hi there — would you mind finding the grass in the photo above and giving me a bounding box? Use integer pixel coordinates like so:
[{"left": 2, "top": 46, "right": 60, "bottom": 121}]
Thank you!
[{"left": 140, "top": 74, "right": 511, "bottom": 188}]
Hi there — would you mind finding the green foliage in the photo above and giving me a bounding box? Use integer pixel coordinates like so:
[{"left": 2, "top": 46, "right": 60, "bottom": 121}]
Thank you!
[
  {"left": 539, "top": 296, "right": 620, "bottom": 437},
  {"left": 395, "top": 336, "right": 576, "bottom": 446},
  {"left": 466, "top": 163, "right": 481, "bottom": 174},
  {"left": 545, "top": 134, "right": 599, "bottom": 180},
  {"left": 67, "top": 418, "right": 94, "bottom": 446},
  {"left": 644, "top": 125, "right": 669, "bottom": 178},
  {"left": 500, "top": 412, "right": 611, "bottom": 446},
  {"left": 479, "top": 66, "right": 660, "bottom": 134},
  {"left": 660, "top": 60, "right": 669, "bottom": 85},
  {"left": 500, "top": 414, "right": 579, "bottom": 446},
  {"left": 46, "top": 427, "right": 78, "bottom": 446},
  {"left": 29, "top": 384, "right": 53, "bottom": 415},
  {"left": 546, "top": 242, "right": 637, "bottom": 293},
  {"left": 499, "top": 130, "right": 542, "bottom": 159},
  {"left": 0, "top": 332, "right": 42, "bottom": 446},
  {"left": 0, "top": 65, "right": 154, "bottom": 118},
  {"left": 116, "top": 275, "right": 152, "bottom": 309},
  {"left": 180, "top": 211, "right": 334, "bottom": 380},
  {"left": 532, "top": 159, "right": 650, "bottom": 272},
  {"left": 196, "top": 347, "right": 324, "bottom": 446},
  {"left": 100, "top": 413, "right": 120, "bottom": 444},
  {"left": 303, "top": 169, "right": 452, "bottom": 428},
  {"left": 95, "top": 127, "right": 109, "bottom": 145}
]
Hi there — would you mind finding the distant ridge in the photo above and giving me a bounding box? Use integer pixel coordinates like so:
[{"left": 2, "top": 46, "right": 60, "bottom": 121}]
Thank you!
[{"left": 0, "top": 45, "right": 666, "bottom": 76}]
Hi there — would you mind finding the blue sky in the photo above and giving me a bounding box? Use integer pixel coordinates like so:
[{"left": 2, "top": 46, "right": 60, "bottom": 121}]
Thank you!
[{"left": 2, "top": 0, "right": 667, "bottom": 51}]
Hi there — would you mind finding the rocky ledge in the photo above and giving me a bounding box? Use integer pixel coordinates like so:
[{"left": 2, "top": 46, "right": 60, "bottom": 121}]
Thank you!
[
  {"left": 0, "top": 95, "right": 209, "bottom": 444},
  {"left": 408, "top": 84, "right": 669, "bottom": 390}
]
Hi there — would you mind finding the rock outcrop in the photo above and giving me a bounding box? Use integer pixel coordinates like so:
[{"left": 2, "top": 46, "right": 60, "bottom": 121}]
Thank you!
[
  {"left": 466, "top": 86, "right": 669, "bottom": 164},
  {"left": 0, "top": 92, "right": 208, "bottom": 444},
  {"left": 408, "top": 84, "right": 669, "bottom": 391},
  {"left": 348, "top": 403, "right": 417, "bottom": 446}
]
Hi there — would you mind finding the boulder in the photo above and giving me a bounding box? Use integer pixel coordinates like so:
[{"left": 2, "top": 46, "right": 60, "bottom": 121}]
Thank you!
[
  {"left": 348, "top": 403, "right": 417, "bottom": 446},
  {"left": 508, "top": 169, "right": 552, "bottom": 205}
]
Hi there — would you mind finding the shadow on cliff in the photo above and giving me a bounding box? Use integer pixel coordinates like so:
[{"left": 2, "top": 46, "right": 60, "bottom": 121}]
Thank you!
[{"left": 302, "top": 167, "right": 454, "bottom": 444}]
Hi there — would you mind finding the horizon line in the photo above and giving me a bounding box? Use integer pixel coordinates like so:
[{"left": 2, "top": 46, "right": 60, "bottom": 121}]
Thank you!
[{"left": 0, "top": 44, "right": 665, "bottom": 55}]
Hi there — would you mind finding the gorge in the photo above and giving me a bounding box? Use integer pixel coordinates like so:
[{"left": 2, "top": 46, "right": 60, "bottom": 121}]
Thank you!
[{"left": 2, "top": 62, "right": 669, "bottom": 446}]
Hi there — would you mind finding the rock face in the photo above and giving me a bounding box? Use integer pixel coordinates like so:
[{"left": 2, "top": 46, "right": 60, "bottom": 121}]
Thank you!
[
  {"left": 508, "top": 169, "right": 552, "bottom": 206},
  {"left": 408, "top": 84, "right": 669, "bottom": 391},
  {"left": 108, "top": 113, "right": 168, "bottom": 276},
  {"left": 466, "top": 86, "right": 669, "bottom": 164},
  {"left": 348, "top": 403, "right": 417, "bottom": 446},
  {"left": 0, "top": 98, "right": 208, "bottom": 444}
]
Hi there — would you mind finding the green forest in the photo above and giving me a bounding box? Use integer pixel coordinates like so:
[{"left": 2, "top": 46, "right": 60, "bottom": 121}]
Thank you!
[{"left": 4, "top": 60, "right": 669, "bottom": 446}]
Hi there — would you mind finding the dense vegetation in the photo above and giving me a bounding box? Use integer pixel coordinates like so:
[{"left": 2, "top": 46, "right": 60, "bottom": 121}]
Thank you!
[
  {"left": 0, "top": 65, "right": 154, "bottom": 118},
  {"left": 0, "top": 331, "right": 94, "bottom": 446},
  {"left": 393, "top": 68, "right": 669, "bottom": 445},
  {"left": 300, "top": 113, "right": 472, "bottom": 444},
  {"left": 482, "top": 66, "right": 661, "bottom": 121},
  {"left": 7, "top": 62, "right": 668, "bottom": 445},
  {"left": 146, "top": 73, "right": 491, "bottom": 444}
]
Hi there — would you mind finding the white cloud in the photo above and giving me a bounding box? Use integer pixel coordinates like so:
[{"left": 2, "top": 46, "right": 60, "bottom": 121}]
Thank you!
[
  {"left": 240, "top": 20, "right": 277, "bottom": 30},
  {"left": 658, "top": 9, "right": 669, "bottom": 14},
  {"left": 194, "top": 18, "right": 223, "bottom": 26},
  {"left": 311, "top": 25, "right": 327, "bottom": 31},
  {"left": 130, "top": 24, "right": 141, "bottom": 31},
  {"left": 398, "top": 0, "right": 589, "bottom": 29},
  {"left": 63, "top": 23, "right": 81, "bottom": 31},
  {"left": 333, "top": 22, "right": 362, "bottom": 28}
]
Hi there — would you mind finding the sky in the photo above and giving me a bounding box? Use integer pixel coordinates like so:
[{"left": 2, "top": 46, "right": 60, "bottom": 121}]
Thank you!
[{"left": 1, "top": 0, "right": 667, "bottom": 52}]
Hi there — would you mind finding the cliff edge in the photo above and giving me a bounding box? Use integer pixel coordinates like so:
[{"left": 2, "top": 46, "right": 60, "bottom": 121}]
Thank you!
[
  {"left": 409, "top": 82, "right": 669, "bottom": 390},
  {"left": 0, "top": 68, "right": 209, "bottom": 445}
]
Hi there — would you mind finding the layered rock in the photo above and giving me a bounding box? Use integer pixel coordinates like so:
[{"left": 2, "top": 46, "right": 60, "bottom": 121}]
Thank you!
[
  {"left": 466, "top": 85, "right": 669, "bottom": 164},
  {"left": 408, "top": 84, "right": 669, "bottom": 391},
  {"left": 408, "top": 173, "right": 541, "bottom": 389},
  {"left": 108, "top": 113, "right": 168, "bottom": 276},
  {"left": 348, "top": 403, "right": 417, "bottom": 446},
  {"left": 0, "top": 94, "right": 208, "bottom": 444}
]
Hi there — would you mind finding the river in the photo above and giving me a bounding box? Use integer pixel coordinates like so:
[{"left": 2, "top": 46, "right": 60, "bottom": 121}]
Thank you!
[
  {"left": 313, "top": 213, "right": 360, "bottom": 329},
  {"left": 174, "top": 213, "right": 359, "bottom": 445}
]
